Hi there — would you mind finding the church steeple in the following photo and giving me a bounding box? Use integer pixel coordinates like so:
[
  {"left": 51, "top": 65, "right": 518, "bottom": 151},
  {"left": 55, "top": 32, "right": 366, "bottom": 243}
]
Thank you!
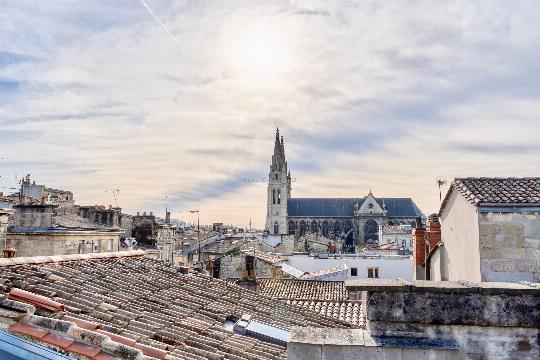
[{"left": 267, "top": 127, "right": 291, "bottom": 235}]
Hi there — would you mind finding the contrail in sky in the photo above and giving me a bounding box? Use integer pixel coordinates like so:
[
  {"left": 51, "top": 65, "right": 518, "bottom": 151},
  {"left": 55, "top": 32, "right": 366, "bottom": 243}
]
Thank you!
[{"left": 137, "top": 0, "right": 187, "bottom": 53}]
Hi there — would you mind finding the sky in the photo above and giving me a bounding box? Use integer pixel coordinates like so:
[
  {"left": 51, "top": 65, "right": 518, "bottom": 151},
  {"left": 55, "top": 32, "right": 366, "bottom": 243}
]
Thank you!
[{"left": 1, "top": 0, "right": 539, "bottom": 228}]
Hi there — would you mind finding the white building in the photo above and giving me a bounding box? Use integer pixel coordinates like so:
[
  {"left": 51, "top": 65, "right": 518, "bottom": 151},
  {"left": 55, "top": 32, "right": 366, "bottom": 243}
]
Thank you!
[
  {"left": 283, "top": 253, "right": 412, "bottom": 280},
  {"left": 433, "top": 177, "right": 540, "bottom": 283}
]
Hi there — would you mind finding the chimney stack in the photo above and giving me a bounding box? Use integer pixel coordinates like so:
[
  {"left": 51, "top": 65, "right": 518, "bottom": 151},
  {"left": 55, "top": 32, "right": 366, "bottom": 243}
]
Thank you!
[
  {"left": 426, "top": 214, "right": 441, "bottom": 251},
  {"left": 165, "top": 211, "right": 171, "bottom": 225},
  {"left": 412, "top": 217, "right": 426, "bottom": 280}
]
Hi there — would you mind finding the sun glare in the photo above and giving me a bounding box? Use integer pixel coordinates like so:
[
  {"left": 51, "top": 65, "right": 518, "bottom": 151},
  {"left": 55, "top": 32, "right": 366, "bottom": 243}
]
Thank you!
[{"left": 223, "top": 20, "right": 294, "bottom": 85}]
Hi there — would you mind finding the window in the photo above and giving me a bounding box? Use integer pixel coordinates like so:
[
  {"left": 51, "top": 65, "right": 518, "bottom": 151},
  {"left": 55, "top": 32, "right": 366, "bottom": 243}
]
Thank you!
[
  {"left": 246, "top": 255, "right": 255, "bottom": 271},
  {"left": 274, "top": 222, "right": 279, "bottom": 234},
  {"left": 275, "top": 173, "right": 278, "bottom": 180},
  {"left": 350, "top": 267, "right": 358, "bottom": 277},
  {"left": 272, "top": 189, "right": 276, "bottom": 204},
  {"left": 277, "top": 189, "right": 281, "bottom": 204},
  {"left": 107, "top": 239, "right": 113, "bottom": 252},
  {"left": 368, "top": 267, "right": 379, "bottom": 278},
  {"left": 94, "top": 240, "right": 100, "bottom": 253},
  {"left": 77, "top": 240, "right": 84, "bottom": 254}
]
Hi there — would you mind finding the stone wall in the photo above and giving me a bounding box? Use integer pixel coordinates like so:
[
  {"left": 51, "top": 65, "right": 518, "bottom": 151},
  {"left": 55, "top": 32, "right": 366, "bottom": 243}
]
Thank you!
[
  {"left": 341, "top": 279, "right": 540, "bottom": 360},
  {"left": 6, "top": 232, "right": 122, "bottom": 257},
  {"left": 219, "top": 253, "right": 281, "bottom": 279},
  {"left": 478, "top": 212, "right": 540, "bottom": 282}
]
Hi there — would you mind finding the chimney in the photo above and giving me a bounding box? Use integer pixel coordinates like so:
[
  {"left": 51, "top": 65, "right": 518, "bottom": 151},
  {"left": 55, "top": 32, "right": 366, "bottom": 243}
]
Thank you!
[
  {"left": 426, "top": 214, "right": 441, "bottom": 251},
  {"left": 3, "top": 247, "right": 17, "bottom": 258},
  {"left": 137, "top": 212, "right": 140, "bottom": 216},
  {"left": 165, "top": 211, "right": 171, "bottom": 225},
  {"left": 412, "top": 217, "right": 426, "bottom": 280},
  {"left": 109, "top": 204, "right": 112, "bottom": 209},
  {"left": 150, "top": 211, "right": 153, "bottom": 216}
]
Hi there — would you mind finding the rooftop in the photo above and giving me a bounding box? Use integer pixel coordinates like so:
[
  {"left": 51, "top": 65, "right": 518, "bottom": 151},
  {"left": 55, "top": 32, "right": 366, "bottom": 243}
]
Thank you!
[
  {"left": 240, "top": 248, "right": 284, "bottom": 265},
  {"left": 300, "top": 264, "right": 348, "bottom": 280},
  {"left": 443, "top": 177, "right": 540, "bottom": 210},
  {"left": 254, "top": 278, "right": 364, "bottom": 327},
  {"left": 287, "top": 197, "right": 424, "bottom": 218},
  {"left": 257, "top": 278, "right": 347, "bottom": 301},
  {"left": 0, "top": 251, "right": 359, "bottom": 359}
]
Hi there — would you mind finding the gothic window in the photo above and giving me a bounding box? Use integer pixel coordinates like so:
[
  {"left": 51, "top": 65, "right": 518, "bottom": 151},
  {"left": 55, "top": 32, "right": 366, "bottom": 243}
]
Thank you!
[
  {"left": 322, "top": 221, "right": 329, "bottom": 237},
  {"left": 278, "top": 189, "right": 281, "bottom": 204},
  {"left": 272, "top": 189, "right": 276, "bottom": 204},
  {"left": 299, "top": 220, "right": 307, "bottom": 235},
  {"left": 364, "top": 219, "right": 379, "bottom": 242},
  {"left": 274, "top": 222, "right": 279, "bottom": 234},
  {"left": 333, "top": 221, "right": 341, "bottom": 234},
  {"left": 310, "top": 220, "right": 318, "bottom": 234},
  {"left": 275, "top": 173, "right": 278, "bottom": 180},
  {"left": 288, "top": 220, "right": 296, "bottom": 234}
]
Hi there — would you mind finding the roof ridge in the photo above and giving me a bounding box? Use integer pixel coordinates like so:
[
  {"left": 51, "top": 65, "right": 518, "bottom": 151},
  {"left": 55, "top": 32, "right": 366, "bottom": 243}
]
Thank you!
[{"left": 0, "top": 250, "right": 145, "bottom": 267}]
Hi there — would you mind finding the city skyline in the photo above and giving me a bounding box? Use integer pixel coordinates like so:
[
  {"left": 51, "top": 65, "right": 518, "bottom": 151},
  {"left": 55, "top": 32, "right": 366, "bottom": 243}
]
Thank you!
[{"left": 1, "top": 1, "right": 540, "bottom": 228}]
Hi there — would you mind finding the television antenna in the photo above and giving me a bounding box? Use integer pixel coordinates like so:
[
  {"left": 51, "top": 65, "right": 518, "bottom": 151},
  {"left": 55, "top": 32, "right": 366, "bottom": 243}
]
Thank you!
[
  {"left": 436, "top": 179, "right": 447, "bottom": 203},
  {"left": 105, "top": 188, "right": 120, "bottom": 207}
]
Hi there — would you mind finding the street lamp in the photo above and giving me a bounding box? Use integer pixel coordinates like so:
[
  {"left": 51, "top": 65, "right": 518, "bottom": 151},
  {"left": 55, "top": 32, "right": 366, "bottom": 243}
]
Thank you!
[{"left": 189, "top": 210, "right": 201, "bottom": 265}]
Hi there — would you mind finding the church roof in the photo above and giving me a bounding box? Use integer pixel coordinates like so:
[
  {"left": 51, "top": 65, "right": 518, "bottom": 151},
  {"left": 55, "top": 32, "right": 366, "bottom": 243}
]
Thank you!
[{"left": 287, "top": 198, "right": 423, "bottom": 218}]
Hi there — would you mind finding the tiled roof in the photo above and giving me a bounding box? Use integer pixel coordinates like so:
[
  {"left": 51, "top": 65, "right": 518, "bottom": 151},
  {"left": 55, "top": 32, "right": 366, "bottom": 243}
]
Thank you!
[
  {"left": 240, "top": 248, "right": 284, "bottom": 264},
  {"left": 382, "top": 225, "right": 410, "bottom": 234},
  {"left": 254, "top": 279, "right": 364, "bottom": 326},
  {"left": 442, "top": 177, "right": 540, "bottom": 210},
  {"left": 300, "top": 264, "right": 348, "bottom": 280},
  {"left": 0, "top": 252, "right": 359, "bottom": 359},
  {"left": 257, "top": 278, "right": 347, "bottom": 301},
  {"left": 287, "top": 198, "right": 423, "bottom": 218},
  {"left": 285, "top": 300, "right": 364, "bottom": 327},
  {"left": 9, "top": 214, "right": 123, "bottom": 233},
  {"left": 54, "top": 214, "right": 121, "bottom": 231}
]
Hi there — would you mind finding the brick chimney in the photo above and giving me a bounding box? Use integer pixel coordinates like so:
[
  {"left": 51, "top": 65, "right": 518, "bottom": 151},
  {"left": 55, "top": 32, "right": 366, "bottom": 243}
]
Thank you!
[
  {"left": 412, "top": 217, "right": 426, "bottom": 280},
  {"left": 426, "top": 213, "right": 441, "bottom": 251}
]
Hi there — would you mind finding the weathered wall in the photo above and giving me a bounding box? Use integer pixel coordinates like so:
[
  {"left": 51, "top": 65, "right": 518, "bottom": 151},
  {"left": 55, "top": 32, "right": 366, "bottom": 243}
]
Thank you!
[
  {"left": 219, "top": 253, "right": 280, "bottom": 279},
  {"left": 340, "top": 280, "right": 540, "bottom": 360},
  {"left": 478, "top": 212, "right": 540, "bottom": 282},
  {"left": 288, "top": 328, "right": 459, "bottom": 360},
  {"left": 439, "top": 190, "right": 481, "bottom": 282},
  {"left": 6, "top": 232, "right": 121, "bottom": 257}
]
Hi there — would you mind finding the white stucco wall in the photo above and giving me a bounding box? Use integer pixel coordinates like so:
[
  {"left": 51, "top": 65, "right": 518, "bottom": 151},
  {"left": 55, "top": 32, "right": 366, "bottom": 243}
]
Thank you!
[
  {"left": 285, "top": 255, "right": 412, "bottom": 280},
  {"left": 440, "top": 189, "right": 481, "bottom": 282}
]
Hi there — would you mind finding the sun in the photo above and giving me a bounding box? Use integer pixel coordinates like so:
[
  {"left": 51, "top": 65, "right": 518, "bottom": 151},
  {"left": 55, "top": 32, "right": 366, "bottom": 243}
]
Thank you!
[{"left": 222, "top": 20, "right": 294, "bottom": 84}]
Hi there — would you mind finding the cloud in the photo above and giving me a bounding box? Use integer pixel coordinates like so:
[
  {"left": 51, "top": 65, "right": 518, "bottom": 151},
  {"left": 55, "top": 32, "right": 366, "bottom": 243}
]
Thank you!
[{"left": 1, "top": 0, "right": 539, "bottom": 226}]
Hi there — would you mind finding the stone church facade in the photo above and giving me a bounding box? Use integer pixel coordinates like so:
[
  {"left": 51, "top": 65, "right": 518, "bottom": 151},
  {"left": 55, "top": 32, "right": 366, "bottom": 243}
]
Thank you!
[{"left": 266, "top": 128, "right": 425, "bottom": 246}]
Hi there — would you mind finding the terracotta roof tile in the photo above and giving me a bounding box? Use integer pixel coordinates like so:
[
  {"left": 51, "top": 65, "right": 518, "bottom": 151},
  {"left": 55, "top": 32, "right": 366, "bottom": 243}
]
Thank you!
[
  {"left": 133, "top": 342, "right": 168, "bottom": 359},
  {"left": 62, "top": 314, "right": 101, "bottom": 330},
  {"left": 8, "top": 322, "right": 48, "bottom": 339},
  {"left": 41, "top": 332, "right": 76, "bottom": 349},
  {"left": 93, "top": 352, "right": 118, "bottom": 360},
  {"left": 8, "top": 288, "right": 64, "bottom": 312},
  {"left": 67, "top": 342, "right": 102, "bottom": 358}
]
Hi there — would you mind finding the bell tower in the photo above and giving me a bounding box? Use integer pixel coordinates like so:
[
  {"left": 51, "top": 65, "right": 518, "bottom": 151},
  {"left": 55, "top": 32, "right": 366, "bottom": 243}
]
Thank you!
[{"left": 266, "top": 127, "right": 291, "bottom": 235}]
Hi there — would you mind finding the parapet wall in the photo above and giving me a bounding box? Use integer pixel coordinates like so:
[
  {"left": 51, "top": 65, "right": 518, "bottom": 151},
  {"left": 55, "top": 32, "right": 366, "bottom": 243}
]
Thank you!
[{"left": 288, "top": 279, "right": 540, "bottom": 359}]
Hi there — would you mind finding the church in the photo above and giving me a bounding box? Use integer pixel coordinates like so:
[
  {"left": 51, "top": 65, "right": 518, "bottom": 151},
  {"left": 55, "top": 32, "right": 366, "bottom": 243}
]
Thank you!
[{"left": 265, "top": 128, "right": 425, "bottom": 246}]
